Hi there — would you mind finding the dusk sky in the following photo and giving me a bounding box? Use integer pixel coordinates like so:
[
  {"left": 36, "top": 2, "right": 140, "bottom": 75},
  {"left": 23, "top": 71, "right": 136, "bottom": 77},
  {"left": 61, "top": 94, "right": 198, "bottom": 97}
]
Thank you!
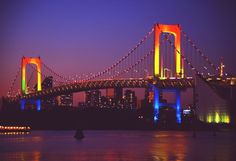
[{"left": 0, "top": 0, "right": 236, "bottom": 97}]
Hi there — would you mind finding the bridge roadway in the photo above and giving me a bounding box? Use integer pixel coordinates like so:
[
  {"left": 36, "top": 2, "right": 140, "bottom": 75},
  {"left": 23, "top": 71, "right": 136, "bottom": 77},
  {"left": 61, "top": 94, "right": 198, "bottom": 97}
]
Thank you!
[
  {"left": 204, "top": 76, "right": 236, "bottom": 100},
  {"left": 8, "top": 78, "right": 194, "bottom": 102},
  {"left": 205, "top": 76, "right": 236, "bottom": 128}
]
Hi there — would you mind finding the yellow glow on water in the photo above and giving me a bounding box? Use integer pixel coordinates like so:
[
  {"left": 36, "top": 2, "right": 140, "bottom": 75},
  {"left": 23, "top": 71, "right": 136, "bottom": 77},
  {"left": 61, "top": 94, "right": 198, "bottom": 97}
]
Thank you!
[
  {"left": 225, "top": 117, "right": 230, "bottom": 123},
  {"left": 221, "top": 113, "right": 230, "bottom": 123},
  {"left": 206, "top": 112, "right": 230, "bottom": 124},
  {"left": 207, "top": 114, "right": 212, "bottom": 123},
  {"left": 215, "top": 112, "right": 220, "bottom": 123}
]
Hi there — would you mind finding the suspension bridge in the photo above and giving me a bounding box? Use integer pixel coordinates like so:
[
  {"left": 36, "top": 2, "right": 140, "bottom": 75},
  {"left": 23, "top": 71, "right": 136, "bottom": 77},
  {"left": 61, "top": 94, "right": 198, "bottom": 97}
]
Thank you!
[{"left": 4, "top": 24, "right": 236, "bottom": 125}]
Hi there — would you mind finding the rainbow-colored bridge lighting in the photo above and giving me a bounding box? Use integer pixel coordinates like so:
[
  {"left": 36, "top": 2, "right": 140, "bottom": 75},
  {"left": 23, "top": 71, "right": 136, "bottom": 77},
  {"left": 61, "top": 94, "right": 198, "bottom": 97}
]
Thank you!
[
  {"left": 22, "top": 56, "right": 42, "bottom": 94},
  {"left": 21, "top": 56, "right": 42, "bottom": 110},
  {"left": 154, "top": 24, "right": 184, "bottom": 79},
  {"left": 152, "top": 24, "right": 184, "bottom": 124}
]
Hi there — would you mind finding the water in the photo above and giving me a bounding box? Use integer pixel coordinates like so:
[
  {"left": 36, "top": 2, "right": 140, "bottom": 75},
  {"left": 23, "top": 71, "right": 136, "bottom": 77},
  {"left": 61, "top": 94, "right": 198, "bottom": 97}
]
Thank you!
[{"left": 0, "top": 130, "right": 235, "bottom": 161}]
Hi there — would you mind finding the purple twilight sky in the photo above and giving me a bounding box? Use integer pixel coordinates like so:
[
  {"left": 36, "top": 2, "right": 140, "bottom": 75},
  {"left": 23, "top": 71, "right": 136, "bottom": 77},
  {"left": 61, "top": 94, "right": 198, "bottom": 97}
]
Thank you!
[{"left": 0, "top": 0, "right": 236, "bottom": 98}]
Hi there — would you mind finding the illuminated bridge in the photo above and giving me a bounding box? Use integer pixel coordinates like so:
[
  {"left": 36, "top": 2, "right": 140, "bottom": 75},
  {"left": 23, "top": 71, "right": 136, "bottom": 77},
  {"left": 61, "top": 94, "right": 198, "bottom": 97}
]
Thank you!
[
  {"left": 5, "top": 23, "right": 236, "bottom": 125},
  {"left": 11, "top": 78, "right": 194, "bottom": 101}
]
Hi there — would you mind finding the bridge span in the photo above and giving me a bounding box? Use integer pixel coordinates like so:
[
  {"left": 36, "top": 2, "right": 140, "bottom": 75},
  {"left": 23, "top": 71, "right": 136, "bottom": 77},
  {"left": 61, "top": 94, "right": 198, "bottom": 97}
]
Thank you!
[
  {"left": 4, "top": 23, "right": 236, "bottom": 126},
  {"left": 8, "top": 78, "right": 194, "bottom": 101}
]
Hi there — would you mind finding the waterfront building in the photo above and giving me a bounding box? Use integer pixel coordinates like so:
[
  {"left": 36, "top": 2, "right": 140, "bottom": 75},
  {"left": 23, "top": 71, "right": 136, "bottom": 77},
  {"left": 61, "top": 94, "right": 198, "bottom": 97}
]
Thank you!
[
  {"left": 41, "top": 76, "right": 56, "bottom": 106},
  {"left": 85, "top": 90, "right": 101, "bottom": 108},
  {"left": 58, "top": 94, "right": 73, "bottom": 107},
  {"left": 123, "top": 90, "right": 137, "bottom": 109}
]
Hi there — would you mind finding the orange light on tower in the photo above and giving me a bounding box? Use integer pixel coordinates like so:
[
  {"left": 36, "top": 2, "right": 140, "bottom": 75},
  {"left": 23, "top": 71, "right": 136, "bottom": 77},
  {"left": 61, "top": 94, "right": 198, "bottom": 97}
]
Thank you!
[
  {"left": 220, "top": 57, "right": 225, "bottom": 77},
  {"left": 21, "top": 56, "right": 42, "bottom": 94},
  {"left": 154, "top": 24, "right": 184, "bottom": 79}
]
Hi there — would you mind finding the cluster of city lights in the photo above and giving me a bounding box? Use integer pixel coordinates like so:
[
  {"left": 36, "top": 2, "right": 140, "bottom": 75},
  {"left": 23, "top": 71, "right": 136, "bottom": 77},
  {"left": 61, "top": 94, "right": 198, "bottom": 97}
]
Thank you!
[
  {"left": 0, "top": 125, "right": 31, "bottom": 130},
  {"left": 0, "top": 132, "right": 30, "bottom": 135}
]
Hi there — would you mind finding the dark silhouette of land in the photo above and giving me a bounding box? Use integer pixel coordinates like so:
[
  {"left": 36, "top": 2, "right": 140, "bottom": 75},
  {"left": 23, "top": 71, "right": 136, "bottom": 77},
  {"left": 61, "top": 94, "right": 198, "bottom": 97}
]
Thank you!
[{"left": 0, "top": 105, "right": 232, "bottom": 131}]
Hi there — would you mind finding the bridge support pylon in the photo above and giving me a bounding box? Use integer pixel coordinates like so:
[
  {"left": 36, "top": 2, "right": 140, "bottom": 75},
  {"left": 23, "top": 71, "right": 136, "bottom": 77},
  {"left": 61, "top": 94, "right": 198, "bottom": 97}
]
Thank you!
[
  {"left": 153, "top": 86, "right": 160, "bottom": 122},
  {"left": 20, "top": 56, "right": 42, "bottom": 111},
  {"left": 154, "top": 24, "right": 184, "bottom": 78},
  {"left": 153, "top": 23, "right": 183, "bottom": 124},
  {"left": 153, "top": 86, "right": 182, "bottom": 124}
]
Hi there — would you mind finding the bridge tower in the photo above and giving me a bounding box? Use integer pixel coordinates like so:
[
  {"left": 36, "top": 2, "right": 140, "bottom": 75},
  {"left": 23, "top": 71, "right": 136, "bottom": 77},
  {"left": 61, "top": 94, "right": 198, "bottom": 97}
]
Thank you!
[
  {"left": 21, "top": 56, "right": 42, "bottom": 110},
  {"left": 220, "top": 57, "right": 225, "bottom": 77},
  {"left": 153, "top": 24, "right": 183, "bottom": 124}
]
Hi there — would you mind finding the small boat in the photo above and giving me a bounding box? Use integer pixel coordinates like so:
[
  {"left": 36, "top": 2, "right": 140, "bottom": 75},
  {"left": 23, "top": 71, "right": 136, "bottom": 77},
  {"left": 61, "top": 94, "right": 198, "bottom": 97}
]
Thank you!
[
  {"left": 0, "top": 125, "right": 31, "bottom": 135},
  {"left": 74, "top": 129, "right": 84, "bottom": 140}
]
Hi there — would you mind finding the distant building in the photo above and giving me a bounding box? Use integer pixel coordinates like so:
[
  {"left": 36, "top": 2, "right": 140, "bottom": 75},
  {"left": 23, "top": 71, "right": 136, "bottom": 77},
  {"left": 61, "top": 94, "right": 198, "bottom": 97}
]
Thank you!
[
  {"left": 42, "top": 76, "right": 53, "bottom": 89},
  {"left": 107, "top": 97, "right": 116, "bottom": 108},
  {"left": 78, "top": 102, "right": 86, "bottom": 108},
  {"left": 85, "top": 90, "right": 101, "bottom": 107},
  {"left": 41, "top": 76, "right": 56, "bottom": 106},
  {"left": 100, "top": 96, "right": 108, "bottom": 108},
  {"left": 144, "top": 86, "right": 165, "bottom": 104},
  {"left": 114, "top": 87, "right": 122, "bottom": 106},
  {"left": 123, "top": 90, "right": 137, "bottom": 109},
  {"left": 58, "top": 94, "right": 73, "bottom": 107}
]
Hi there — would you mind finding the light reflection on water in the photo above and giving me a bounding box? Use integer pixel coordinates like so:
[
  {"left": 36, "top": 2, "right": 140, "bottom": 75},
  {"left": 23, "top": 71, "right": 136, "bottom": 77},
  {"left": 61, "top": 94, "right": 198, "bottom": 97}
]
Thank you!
[{"left": 0, "top": 131, "right": 235, "bottom": 161}]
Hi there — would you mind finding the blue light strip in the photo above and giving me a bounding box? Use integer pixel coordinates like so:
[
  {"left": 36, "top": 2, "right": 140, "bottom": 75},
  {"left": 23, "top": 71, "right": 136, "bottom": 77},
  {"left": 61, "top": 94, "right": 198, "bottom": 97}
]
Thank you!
[
  {"left": 20, "top": 99, "right": 41, "bottom": 111},
  {"left": 176, "top": 90, "right": 181, "bottom": 124},
  {"left": 36, "top": 99, "right": 41, "bottom": 111},
  {"left": 20, "top": 99, "right": 25, "bottom": 110},
  {"left": 154, "top": 87, "right": 159, "bottom": 123}
]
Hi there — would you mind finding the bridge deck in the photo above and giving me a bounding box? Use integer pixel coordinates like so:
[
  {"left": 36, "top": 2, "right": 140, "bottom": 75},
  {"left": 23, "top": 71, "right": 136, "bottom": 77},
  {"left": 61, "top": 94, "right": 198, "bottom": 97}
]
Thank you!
[{"left": 8, "top": 78, "right": 194, "bottom": 101}]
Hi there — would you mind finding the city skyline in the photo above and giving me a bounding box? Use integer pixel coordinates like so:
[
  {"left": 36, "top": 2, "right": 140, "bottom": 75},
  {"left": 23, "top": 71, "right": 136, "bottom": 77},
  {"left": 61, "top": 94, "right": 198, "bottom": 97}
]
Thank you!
[
  {"left": 1, "top": 0, "right": 236, "bottom": 98},
  {"left": 1, "top": 2, "right": 236, "bottom": 161}
]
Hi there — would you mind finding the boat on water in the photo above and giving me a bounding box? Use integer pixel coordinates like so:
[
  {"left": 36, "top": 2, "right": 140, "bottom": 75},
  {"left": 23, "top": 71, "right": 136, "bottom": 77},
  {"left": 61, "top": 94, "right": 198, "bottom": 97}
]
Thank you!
[
  {"left": 74, "top": 129, "right": 84, "bottom": 140},
  {"left": 0, "top": 125, "right": 31, "bottom": 135}
]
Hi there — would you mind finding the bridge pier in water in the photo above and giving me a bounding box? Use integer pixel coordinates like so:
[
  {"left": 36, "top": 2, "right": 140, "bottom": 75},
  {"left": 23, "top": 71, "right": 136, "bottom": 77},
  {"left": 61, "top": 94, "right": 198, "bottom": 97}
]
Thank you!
[
  {"left": 153, "top": 86, "right": 182, "bottom": 124},
  {"left": 20, "top": 99, "right": 41, "bottom": 111},
  {"left": 20, "top": 56, "right": 42, "bottom": 111}
]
